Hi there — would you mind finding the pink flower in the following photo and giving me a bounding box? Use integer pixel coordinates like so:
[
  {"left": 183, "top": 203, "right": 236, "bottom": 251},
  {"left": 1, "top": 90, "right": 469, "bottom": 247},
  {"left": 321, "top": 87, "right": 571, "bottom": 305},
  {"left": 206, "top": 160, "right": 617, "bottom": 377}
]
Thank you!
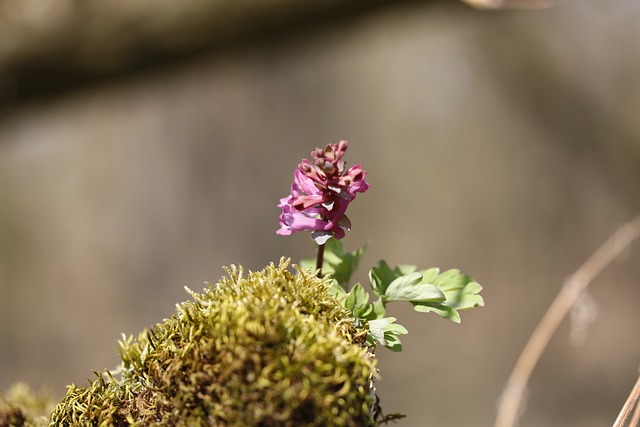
[{"left": 277, "top": 140, "right": 369, "bottom": 244}]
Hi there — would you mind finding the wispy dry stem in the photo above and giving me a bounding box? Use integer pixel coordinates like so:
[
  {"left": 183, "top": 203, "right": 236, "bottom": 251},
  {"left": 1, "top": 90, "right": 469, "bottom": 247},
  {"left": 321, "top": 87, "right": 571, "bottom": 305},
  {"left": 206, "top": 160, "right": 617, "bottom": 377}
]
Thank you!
[
  {"left": 614, "top": 373, "right": 640, "bottom": 427},
  {"left": 631, "top": 397, "right": 640, "bottom": 427},
  {"left": 495, "top": 214, "right": 640, "bottom": 427}
]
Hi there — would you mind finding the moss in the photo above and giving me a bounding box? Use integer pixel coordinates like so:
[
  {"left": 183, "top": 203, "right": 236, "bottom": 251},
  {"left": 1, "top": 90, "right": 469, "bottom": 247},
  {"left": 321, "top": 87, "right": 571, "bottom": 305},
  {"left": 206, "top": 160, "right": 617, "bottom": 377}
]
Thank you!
[
  {"left": 0, "top": 383, "right": 55, "bottom": 427},
  {"left": 50, "top": 259, "right": 376, "bottom": 426}
]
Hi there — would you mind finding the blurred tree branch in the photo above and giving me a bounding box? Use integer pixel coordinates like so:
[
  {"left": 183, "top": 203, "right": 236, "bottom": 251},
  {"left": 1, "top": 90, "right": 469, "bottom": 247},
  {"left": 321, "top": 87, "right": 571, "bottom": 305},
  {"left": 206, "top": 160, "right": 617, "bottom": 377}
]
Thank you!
[
  {"left": 461, "top": 0, "right": 569, "bottom": 9},
  {"left": 0, "top": 0, "right": 569, "bottom": 110},
  {"left": 0, "top": 0, "right": 415, "bottom": 107}
]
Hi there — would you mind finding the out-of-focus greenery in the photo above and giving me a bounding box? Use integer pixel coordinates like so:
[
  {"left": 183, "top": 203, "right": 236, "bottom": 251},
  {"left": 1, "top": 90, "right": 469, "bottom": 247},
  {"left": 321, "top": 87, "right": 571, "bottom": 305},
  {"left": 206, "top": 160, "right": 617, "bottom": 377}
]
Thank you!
[{"left": 0, "top": 383, "right": 55, "bottom": 427}]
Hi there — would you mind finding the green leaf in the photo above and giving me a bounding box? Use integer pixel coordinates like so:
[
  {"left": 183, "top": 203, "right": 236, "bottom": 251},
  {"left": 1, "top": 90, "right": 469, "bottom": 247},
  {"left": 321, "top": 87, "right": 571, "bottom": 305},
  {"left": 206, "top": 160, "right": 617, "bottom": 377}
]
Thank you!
[
  {"left": 301, "top": 238, "right": 367, "bottom": 287},
  {"left": 354, "top": 303, "right": 375, "bottom": 319},
  {"left": 413, "top": 302, "right": 461, "bottom": 323},
  {"left": 369, "top": 262, "right": 484, "bottom": 323},
  {"left": 410, "top": 268, "right": 484, "bottom": 322},
  {"left": 367, "top": 317, "right": 408, "bottom": 351},
  {"left": 299, "top": 257, "right": 316, "bottom": 272},
  {"left": 344, "top": 283, "right": 369, "bottom": 312},
  {"left": 420, "top": 267, "right": 440, "bottom": 284},
  {"left": 424, "top": 268, "right": 484, "bottom": 311},
  {"left": 366, "top": 318, "right": 387, "bottom": 345},
  {"left": 382, "top": 333, "right": 404, "bottom": 352},
  {"left": 328, "top": 279, "right": 347, "bottom": 300},
  {"left": 384, "top": 322, "right": 409, "bottom": 335},
  {"left": 367, "top": 299, "right": 386, "bottom": 321},
  {"left": 351, "top": 282, "right": 370, "bottom": 307},
  {"left": 383, "top": 272, "right": 445, "bottom": 303},
  {"left": 369, "top": 260, "right": 417, "bottom": 297},
  {"left": 353, "top": 298, "right": 386, "bottom": 322},
  {"left": 323, "top": 238, "right": 368, "bottom": 287}
]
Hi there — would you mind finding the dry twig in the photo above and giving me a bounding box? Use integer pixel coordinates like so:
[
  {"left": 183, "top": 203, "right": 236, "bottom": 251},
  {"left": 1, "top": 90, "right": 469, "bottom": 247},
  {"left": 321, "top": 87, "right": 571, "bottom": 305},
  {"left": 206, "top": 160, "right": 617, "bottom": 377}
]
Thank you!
[
  {"left": 495, "top": 214, "right": 640, "bottom": 427},
  {"left": 613, "top": 373, "right": 640, "bottom": 427},
  {"left": 631, "top": 398, "right": 640, "bottom": 427}
]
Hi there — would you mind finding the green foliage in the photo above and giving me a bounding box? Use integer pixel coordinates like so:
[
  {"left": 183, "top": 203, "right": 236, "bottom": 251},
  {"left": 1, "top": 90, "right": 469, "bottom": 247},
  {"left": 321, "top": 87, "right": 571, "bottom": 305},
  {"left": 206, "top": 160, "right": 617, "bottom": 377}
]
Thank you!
[
  {"left": 344, "top": 283, "right": 369, "bottom": 313},
  {"left": 412, "top": 268, "right": 484, "bottom": 323},
  {"left": 382, "top": 272, "right": 444, "bottom": 303},
  {"left": 366, "top": 318, "right": 407, "bottom": 352},
  {"left": 301, "top": 238, "right": 367, "bottom": 288},
  {"left": 49, "top": 260, "right": 377, "bottom": 427},
  {"left": 317, "top": 238, "right": 484, "bottom": 352},
  {"left": 369, "top": 261, "right": 417, "bottom": 297},
  {"left": 0, "top": 383, "right": 55, "bottom": 427}
]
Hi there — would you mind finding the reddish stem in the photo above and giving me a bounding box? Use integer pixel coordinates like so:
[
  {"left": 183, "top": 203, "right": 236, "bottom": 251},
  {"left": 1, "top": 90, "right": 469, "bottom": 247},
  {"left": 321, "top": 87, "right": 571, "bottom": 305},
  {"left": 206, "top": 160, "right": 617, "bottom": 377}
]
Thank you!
[{"left": 316, "top": 244, "right": 325, "bottom": 277}]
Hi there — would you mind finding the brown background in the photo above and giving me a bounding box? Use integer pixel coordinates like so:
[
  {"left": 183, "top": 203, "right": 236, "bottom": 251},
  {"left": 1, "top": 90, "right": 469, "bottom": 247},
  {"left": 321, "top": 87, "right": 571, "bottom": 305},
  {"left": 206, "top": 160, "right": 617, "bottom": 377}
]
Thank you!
[{"left": 1, "top": 1, "right": 639, "bottom": 426}]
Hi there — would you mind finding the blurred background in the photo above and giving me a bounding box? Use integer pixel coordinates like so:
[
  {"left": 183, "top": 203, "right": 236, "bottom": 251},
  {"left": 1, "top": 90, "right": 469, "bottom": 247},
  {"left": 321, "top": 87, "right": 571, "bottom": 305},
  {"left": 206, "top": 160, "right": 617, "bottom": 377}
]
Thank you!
[{"left": 1, "top": 0, "right": 639, "bottom": 426}]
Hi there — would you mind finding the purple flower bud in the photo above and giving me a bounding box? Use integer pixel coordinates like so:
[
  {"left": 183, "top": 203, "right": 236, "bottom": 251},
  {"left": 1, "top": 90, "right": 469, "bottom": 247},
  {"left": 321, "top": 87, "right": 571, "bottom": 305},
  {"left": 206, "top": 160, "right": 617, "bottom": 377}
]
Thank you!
[{"left": 277, "top": 140, "right": 369, "bottom": 244}]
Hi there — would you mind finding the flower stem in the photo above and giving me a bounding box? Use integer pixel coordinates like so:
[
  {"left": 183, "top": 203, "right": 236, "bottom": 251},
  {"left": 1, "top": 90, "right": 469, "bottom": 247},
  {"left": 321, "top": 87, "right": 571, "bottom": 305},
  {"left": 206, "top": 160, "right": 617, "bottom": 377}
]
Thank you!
[{"left": 316, "top": 244, "right": 325, "bottom": 277}]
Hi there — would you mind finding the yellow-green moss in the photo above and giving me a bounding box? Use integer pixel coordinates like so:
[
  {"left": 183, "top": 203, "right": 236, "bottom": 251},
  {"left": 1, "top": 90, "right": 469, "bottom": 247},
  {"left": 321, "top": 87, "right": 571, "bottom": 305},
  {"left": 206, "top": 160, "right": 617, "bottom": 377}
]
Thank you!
[
  {"left": 0, "top": 383, "right": 55, "bottom": 427},
  {"left": 50, "top": 259, "right": 376, "bottom": 426}
]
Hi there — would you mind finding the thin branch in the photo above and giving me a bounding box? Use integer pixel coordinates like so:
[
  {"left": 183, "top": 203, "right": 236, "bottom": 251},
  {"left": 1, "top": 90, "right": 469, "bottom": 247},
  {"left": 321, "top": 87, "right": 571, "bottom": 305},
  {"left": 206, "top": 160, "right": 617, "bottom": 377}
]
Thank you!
[
  {"left": 630, "top": 395, "right": 640, "bottom": 427},
  {"left": 495, "top": 214, "right": 640, "bottom": 427},
  {"left": 614, "top": 373, "right": 640, "bottom": 427}
]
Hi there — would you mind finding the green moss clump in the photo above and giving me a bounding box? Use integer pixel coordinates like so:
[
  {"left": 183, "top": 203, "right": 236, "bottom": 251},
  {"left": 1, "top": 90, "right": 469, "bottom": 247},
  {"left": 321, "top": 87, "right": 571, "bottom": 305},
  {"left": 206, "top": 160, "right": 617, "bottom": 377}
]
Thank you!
[
  {"left": 50, "top": 259, "right": 376, "bottom": 426},
  {"left": 0, "top": 383, "right": 55, "bottom": 427}
]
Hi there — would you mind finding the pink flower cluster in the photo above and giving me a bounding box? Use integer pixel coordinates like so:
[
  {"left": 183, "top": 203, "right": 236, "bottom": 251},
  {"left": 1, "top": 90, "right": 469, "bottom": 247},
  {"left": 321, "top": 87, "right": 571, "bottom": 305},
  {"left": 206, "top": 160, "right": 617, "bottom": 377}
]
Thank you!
[{"left": 277, "top": 140, "right": 370, "bottom": 245}]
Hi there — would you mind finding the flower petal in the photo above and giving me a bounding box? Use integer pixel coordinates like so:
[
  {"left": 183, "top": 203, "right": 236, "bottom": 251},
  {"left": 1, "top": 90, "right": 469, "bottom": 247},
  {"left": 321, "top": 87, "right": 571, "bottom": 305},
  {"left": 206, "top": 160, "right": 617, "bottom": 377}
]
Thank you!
[{"left": 311, "top": 231, "right": 333, "bottom": 245}]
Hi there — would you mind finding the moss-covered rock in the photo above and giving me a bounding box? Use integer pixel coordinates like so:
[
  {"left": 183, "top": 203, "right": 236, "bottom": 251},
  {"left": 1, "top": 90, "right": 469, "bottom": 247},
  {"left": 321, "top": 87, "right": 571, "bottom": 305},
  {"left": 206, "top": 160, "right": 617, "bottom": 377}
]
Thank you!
[
  {"left": 0, "top": 383, "right": 55, "bottom": 427},
  {"left": 50, "top": 260, "right": 376, "bottom": 426}
]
